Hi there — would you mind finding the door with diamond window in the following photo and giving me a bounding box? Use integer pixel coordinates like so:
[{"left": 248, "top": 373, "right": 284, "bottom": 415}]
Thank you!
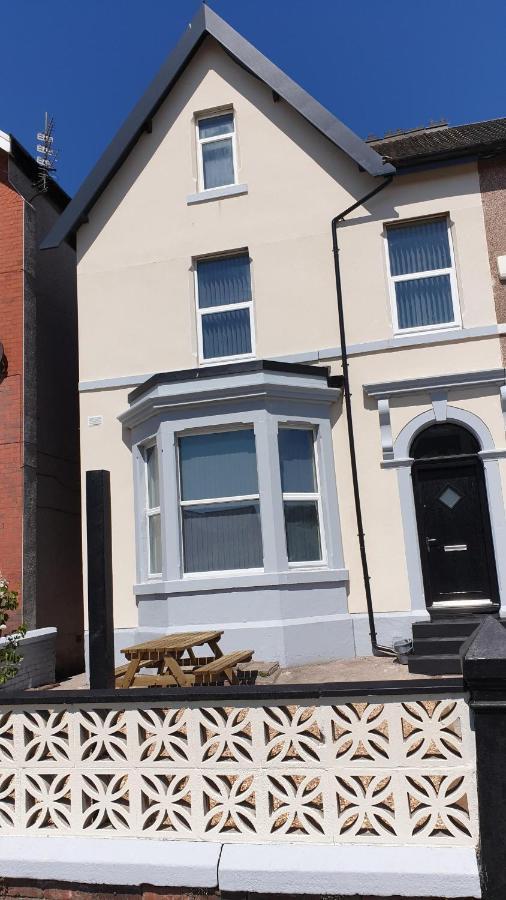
[{"left": 411, "top": 424, "right": 499, "bottom": 610}]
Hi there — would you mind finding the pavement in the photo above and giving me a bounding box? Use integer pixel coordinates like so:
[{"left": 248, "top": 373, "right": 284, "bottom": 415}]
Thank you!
[
  {"left": 47, "top": 652, "right": 453, "bottom": 691},
  {"left": 265, "top": 654, "right": 453, "bottom": 683}
]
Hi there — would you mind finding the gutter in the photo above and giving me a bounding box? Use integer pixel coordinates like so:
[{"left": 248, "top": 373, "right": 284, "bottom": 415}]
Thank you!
[{"left": 331, "top": 174, "right": 395, "bottom": 656}]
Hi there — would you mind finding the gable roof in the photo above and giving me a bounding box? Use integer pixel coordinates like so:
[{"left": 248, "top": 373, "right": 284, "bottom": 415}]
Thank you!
[
  {"left": 41, "top": 4, "right": 393, "bottom": 250},
  {"left": 369, "top": 117, "right": 506, "bottom": 168}
]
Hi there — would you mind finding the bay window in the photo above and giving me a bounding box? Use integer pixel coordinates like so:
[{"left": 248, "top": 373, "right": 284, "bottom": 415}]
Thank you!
[
  {"left": 178, "top": 428, "right": 263, "bottom": 573},
  {"left": 386, "top": 217, "right": 460, "bottom": 333},
  {"left": 278, "top": 427, "right": 323, "bottom": 564},
  {"left": 125, "top": 361, "right": 344, "bottom": 592}
]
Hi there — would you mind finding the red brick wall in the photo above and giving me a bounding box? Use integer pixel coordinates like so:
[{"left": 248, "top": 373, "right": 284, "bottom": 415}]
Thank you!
[
  {"left": 0, "top": 884, "right": 474, "bottom": 900},
  {"left": 0, "top": 148, "right": 24, "bottom": 625}
]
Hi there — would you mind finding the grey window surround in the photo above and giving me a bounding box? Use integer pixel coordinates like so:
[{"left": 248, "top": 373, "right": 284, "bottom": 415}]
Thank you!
[
  {"left": 133, "top": 566, "right": 349, "bottom": 596},
  {"left": 121, "top": 367, "right": 344, "bottom": 595},
  {"left": 187, "top": 183, "right": 248, "bottom": 205}
]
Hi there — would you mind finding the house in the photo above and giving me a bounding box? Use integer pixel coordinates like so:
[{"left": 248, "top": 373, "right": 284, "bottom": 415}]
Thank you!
[
  {"left": 0, "top": 129, "right": 83, "bottom": 682},
  {"left": 42, "top": 7, "right": 506, "bottom": 673}
]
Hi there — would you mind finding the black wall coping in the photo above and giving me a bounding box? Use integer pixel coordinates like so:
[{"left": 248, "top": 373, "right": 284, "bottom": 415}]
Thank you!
[
  {"left": 128, "top": 359, "right": 342, "bottom": 404},
  {"left": 0, "top": 677, "right": 464, "bottom": 706}
]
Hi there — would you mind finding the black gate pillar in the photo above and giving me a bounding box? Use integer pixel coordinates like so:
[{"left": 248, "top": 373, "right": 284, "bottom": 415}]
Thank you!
[
  {"left": 462, "top": 616, "right": 506, "bottom": 900},
  {"left": 86, "top": 470, "right": 115, "bottom": 690}
]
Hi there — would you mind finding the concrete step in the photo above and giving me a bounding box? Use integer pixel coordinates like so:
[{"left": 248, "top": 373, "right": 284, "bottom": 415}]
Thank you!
[
  {"left": 407, "top": 653, "right": 462, "bottom": 676},
  {"left": 412, "top": 635, "right": 468, "bottom": 655},
  {"left": 412, "top": 618, "right": 483, "bottom": 640}
]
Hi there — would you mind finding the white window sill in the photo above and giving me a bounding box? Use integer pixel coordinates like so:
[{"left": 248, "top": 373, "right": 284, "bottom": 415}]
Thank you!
[
  {"left": 393, "top": 322, "right": 461, "bottom": 339},
  {"left": 187, "top": 183, "right": 248, "bottom": 205},
  {"left": 198, "top": 352, "right": 255, "bottom": 367},
  {"left": 134, "top": 567, "right": 349, "bottom": 596}
]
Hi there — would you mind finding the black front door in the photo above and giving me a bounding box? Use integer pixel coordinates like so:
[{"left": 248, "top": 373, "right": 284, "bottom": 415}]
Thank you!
[{"left": 412, "top": 457, "right": 499, "bottom": 609}]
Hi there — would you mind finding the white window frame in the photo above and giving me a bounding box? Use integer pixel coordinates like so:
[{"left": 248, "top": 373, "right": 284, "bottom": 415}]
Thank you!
[
  {"left": 196, "top": 110, "right": 237, "bottom": 192},
  {"left": 385, "top": 216, "right": 461, "bottom": 336},
  {"left": 143, "top": 442, "right": 162, "bottom": 578},
  {"left": 194, "top": 252, "right": 256, "bottom": 365},
  {"left": 177, "top": 424, "right": 263, "bottom": 578},
  {"left": 278, "top": 424, "right": 327, "bottom": 568}
]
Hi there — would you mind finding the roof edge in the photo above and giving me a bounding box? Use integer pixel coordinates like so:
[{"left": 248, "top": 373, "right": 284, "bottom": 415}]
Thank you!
[
  {"left": 0, "top": 129, "right": 11, "bottom": 154},
  {"left": 202, "top": 5, "right": 393, "bottom": 178},
  {"left": 41, "top": 5, "right": 393, "bottom": 250}
]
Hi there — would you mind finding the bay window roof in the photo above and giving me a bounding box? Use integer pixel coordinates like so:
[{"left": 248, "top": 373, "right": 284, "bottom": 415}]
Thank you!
[{"left": 121, "top": 360, "right": 342, "bottom": 432}]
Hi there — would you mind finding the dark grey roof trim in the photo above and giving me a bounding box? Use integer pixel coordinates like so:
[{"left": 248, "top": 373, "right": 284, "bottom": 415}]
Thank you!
[
  {"left": 128, "top": 358, "right": 342, "bottom": 404},
  {"left": 41, "top": 5, "right": 393, "bottom": 250}
]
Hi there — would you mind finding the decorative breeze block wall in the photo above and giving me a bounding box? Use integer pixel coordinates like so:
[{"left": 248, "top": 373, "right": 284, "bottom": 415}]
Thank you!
[{"left": 0, "top": 694, "right": 478, "bottom": 846}]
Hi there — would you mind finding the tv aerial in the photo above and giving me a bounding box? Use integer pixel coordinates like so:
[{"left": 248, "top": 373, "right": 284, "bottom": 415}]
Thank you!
[{"left": 35, "top": 112, "right": 58, "bottom": 192}]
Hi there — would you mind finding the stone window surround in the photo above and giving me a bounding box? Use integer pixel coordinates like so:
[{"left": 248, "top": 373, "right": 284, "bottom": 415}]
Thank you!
[
  {"left": 364, "top": 369, "right": 506, "bottom": 616},
  {"left": 118, "top": 363, "right": 347, "bottom": 597}
]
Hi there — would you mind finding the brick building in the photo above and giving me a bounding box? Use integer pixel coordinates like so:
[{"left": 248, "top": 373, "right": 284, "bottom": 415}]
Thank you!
[{"left": 0, "top": 129, "right": 83, "bottom": 680}]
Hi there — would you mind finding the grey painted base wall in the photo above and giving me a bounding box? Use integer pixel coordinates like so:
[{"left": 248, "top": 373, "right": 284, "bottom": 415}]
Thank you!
[
  {"left": 86, "top": 609, "right": 429, "bottom": 670},
  {"left": 0, "top": 627, "right": 56, "bottom": 691},
  {"left": 352, "top": 609, "right": 430, "bottom": 656}
]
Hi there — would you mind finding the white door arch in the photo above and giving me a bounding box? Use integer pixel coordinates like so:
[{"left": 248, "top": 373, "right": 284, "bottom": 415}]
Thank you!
[{"left": 392, "top": 406, "right": 506, "bottom": 615}]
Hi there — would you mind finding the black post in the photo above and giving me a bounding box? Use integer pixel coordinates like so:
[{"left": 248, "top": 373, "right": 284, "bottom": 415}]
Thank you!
[
  {"left": 86, "top": 470, "right": 115, "bottom": 689},
  {"left": 462, "top": 616, "right": 506, "bottom": 900}
]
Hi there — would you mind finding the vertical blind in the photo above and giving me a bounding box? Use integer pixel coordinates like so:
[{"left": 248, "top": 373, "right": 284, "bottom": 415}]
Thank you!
[
  {"left": 180, "top": 430, "right": 259, "bottom": 500},
  {"left": 182, "top": 502, "right": 262, "bottom": 573},
  {"left": 202, "top": 309, "right": 251, "bottom": 358},
  {"left": 283, "top": 501, "right": 321, "bottom": 563},
  {"left": 395, "top": 274, "right": 454, "bottom": 329},
  {"left": 197, "top": 255, "right": 252, "bottom": 308},
  {"left": 197, "top": 255, "right": 252, "bottom": 359},
  {"left": 278, "top": 428, "right": 317, "bottom": 493},
  {"left": 388, "top": 219, "right": 455, "bottom": 330},
  {"left": 179, "top": 429, "right": 263, "bottom": 573},
  {"left": 388, "top": 219, "right": 451, "bottom": 276},
  {"left": 278, "top": 428, "right": 322, "bottom": 563}
]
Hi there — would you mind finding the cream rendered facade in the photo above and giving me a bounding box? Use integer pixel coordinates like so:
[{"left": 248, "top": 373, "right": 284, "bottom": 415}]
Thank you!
[{"left": 73, "top": 33, "right": 506, "bottom": 664}]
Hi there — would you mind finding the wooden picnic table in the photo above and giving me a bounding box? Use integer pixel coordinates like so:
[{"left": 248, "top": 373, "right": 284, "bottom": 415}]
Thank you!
[{"left": 117, "top": 630, "right": 253, "bottom": 688}]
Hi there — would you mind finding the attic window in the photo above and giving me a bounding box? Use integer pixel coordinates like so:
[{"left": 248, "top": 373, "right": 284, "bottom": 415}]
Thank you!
[{"left": 197, "top": 112, "right": 237, "bottom": 190}]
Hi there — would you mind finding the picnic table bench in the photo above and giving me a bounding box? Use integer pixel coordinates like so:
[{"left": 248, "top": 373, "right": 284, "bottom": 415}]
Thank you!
[{"left": 115, "top": 630, "right": 253, "bottom": 688}]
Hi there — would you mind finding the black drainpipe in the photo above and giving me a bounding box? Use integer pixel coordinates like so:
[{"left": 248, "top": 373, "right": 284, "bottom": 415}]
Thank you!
[{"left": 331, "top": 174, "right": 395, "bottom": 656}]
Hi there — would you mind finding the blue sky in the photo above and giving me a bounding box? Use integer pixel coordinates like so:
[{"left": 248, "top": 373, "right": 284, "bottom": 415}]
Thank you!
[{"left": 1, "top": 0, "right": 506, "bottom": 196}]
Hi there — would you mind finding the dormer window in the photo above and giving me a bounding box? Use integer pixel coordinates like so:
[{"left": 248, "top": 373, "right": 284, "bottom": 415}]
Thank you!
[{"left": 197, "top": 112, "right": 236, "bottom": 190}]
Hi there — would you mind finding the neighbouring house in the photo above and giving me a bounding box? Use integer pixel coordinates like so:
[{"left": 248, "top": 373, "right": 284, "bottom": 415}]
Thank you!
[
  {"left": 0, "top": 129, "right": 83, "bottom": 682},
  {"left": 42, "top": 7, "right": 506, "bottom": 674}
]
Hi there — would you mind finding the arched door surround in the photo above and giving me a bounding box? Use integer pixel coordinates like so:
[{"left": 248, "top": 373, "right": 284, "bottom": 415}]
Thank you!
[
  {"left": 410, "top": 423, "right": 499, "bottom": 612},
  {"left": 392, "top": 407, "right": 506, "bottom": 617}
]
